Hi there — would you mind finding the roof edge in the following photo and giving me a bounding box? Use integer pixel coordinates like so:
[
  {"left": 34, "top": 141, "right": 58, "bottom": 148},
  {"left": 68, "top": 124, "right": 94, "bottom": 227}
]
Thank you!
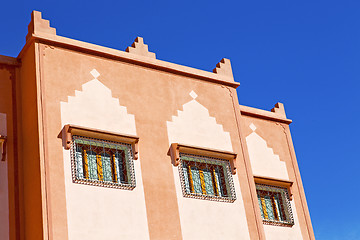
[
  {"left": 0, "top": 54, "right": 20, "bottom": 67},
  {"left": 19, "top": 33, "right": 240, "bottom": 88},
  {"left": 240, "top": 104, "right": 292, "bottom": 124}
]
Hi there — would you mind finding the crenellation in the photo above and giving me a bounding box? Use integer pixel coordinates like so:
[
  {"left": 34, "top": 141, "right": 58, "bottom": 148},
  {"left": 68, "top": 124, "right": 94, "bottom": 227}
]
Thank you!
[
  {"left": 26, "top": 10, "right": 56, "bottom": 41},
  {"left": 126, "top": 37, "right": 156, "bottom": 59},
  {"left": 213, "top": 58, "right": 234, "bottom": 78}
]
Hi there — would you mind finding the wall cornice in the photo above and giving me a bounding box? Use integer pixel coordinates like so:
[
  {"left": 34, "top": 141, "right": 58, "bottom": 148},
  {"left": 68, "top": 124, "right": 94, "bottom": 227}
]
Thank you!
[
  {"left": 20, "top": 33, "right": 240, "bottom": 88},
  {"left": 239, "top": 104, "right": 292, "bottom": 124}
]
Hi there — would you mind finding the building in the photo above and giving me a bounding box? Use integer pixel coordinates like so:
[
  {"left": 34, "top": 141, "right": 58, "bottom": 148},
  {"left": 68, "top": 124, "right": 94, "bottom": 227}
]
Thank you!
[{"left": 0, "top": 11, "right": 315, "bottom": 240}]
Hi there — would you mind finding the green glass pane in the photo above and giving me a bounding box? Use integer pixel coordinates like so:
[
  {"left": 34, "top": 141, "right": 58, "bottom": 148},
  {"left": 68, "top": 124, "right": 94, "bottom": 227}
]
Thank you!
[
  {"left": 102, "top": 154, "right": 112, "bottom": 182},
  {"left": 274, "top": 195, "right": 284, "bottom": 221},
  {"left": 191, "top": 167, "right": 202, "bottom": 194},
  {"left": 87, "top": 151, "right": 98, "bottom": 180},
  {"left": 214, "top": 167, "right": 226, "bottom": 197},
  {"left": 258, "top": 195, "right": 264, "bottom": 219},
  {"left": 182, "top": 162, "right": 191, "bottom": 193},
  {"left": 265, "top": 196, "right": 275, "bottom": 220},
  {"left": 203, "top": 169, "right": 214, "bottom": 195},
  {"left": 75, "top": 146, "right": 84, "bottom": 179}
]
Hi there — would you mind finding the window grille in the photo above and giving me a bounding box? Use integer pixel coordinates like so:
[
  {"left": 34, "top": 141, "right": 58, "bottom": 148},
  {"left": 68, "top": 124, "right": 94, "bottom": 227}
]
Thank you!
[
  {"left": 178, "top": 153, "right": 236, "bottom": 202},
  {"left": 256, "top": 184, "right": 294, "bottom": 226},
  {"left": 71, "top": 135, "right": 136, "bottom": 190}
]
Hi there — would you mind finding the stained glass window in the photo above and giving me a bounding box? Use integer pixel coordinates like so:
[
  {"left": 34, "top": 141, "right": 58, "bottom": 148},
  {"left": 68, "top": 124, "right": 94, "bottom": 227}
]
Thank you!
[
  {"left": 256, "top": 184, "right": 294, "bottom": 226},
  {"left": 179, "top": 153, "right": 236, "bottom": 202},
  {"left": 71, "top": 135, "right": 136, "bottom": 190}
]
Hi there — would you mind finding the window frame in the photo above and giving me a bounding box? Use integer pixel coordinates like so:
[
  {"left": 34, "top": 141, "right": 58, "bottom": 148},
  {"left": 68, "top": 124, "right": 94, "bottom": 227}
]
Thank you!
[
  {"left": 59, "top": 124, "right": 139, "bottom": 190},
  {"left": 168, "top": 143, "right": 237, "bottom": 202},
  {"left": 254, "top": 176, "right": 295, "bottom": 227}
]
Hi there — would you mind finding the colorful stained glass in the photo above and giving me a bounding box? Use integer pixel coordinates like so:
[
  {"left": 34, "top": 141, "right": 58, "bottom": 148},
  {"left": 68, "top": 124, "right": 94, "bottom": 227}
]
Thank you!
[
  {"left": 101, "top": 153, "right": 112, "bottom": 182},
  {"left": 75, "top": 146, "right": 84, "bottom": 179},
  {"left": 203, "top": 169, "right": 214, "bottom": 195},
  {"left": 88, "top": 151, "right": 98, "bottom": 180},
  {"left": 255, "top": 184, "right": 294, "bottom": 226},
  {"left": 258, "top": 196, "right": 264, "bottom": 218},
  {"left": 191, "top": 167, "right": 202, "bottom": 194},
  {"left": 72, "top": 136, "right": 136, "bottom": 189},
  {"left": 179, "top": 154, "right": 236, "bottom": 202}
]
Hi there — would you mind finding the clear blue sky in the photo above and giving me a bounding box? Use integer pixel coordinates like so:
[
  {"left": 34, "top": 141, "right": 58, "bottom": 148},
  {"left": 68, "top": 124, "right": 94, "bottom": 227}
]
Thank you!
[{"left": 1, "top": 1, "right": 359, "bottom": 239}]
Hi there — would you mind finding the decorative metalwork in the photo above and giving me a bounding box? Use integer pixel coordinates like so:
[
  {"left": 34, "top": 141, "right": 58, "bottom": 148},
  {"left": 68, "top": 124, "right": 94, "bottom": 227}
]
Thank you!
[
  {"left": 256, "top": 184, "right": 294, "bottom": 226},
  {"left": 71, "top": 135, "right": 136, "bottom": 190},
  {"left": 178, "top": 153, "right": 236, "bottom": 202}
]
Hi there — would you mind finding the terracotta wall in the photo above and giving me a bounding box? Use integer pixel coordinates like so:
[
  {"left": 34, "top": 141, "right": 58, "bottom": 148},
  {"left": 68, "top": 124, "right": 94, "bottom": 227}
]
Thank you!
[
  {"left": 36, "top": 43, "right": 258, "bottom": 239},
  {"left": 17, "top": 44, "right": 44, "bottom": 240},
  {"left": 4, "top": 25, "right": 313, "bottom": 239},
  {"left": 0, "top": 11, "right": 314, "bottom": 239},
  {"left": 0, "top": 66, "right": 13, "bottom": 240}
]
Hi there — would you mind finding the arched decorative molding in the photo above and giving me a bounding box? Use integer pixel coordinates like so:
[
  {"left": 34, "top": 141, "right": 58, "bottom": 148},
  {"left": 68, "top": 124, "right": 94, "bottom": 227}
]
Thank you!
[
  {"left": 246, "top": 123, "right": 289, "bottom": 180},
  {"left": 167, "top": 91, "right": 233, "bottom": 152},
  {"left": 60, "top": 69, "right": 136, "bottom": 135}
]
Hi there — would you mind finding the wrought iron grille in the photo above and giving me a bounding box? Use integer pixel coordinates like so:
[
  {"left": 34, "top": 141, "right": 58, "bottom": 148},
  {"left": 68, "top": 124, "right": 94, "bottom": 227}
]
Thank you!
[
  {"left": 256, "top": 184, "right": 294, "bottom": 226},
  {"left": 178, "top": 153, "right": 236, "bottom": 202},
  {"left": 71, "top": 135, "right": 136, "bottom": 190}
]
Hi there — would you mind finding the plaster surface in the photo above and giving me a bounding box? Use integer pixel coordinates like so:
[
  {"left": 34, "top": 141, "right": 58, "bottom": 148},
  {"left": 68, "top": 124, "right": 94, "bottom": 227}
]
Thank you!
[
  {"left": 60, "top": 72, "right": 136, "bottom": 135},
  {"left": 167, "top": 93, "right": 250, "bottom": 240},
  {"left": 0, "top": 113, "right": 9, "bottom": 240},
  {"left": 60, "top": 72, "right": 149, "bottom": 240},
  {"left": 246, "top": 124, "right": 289, "bottom": 180},
  {"left": 167, "top": 93, "right": 233, "bottom": 152},
  {"left": 263, "top": 201, "right": 303, "bottom": 240},
  {"left": 245, "top": 122, "right": 303, "bottom": 239}
]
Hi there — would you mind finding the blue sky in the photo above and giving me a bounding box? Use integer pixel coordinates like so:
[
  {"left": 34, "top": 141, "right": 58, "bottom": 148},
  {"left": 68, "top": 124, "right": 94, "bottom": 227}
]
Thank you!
[{"left": 1, "top": 0, "right": 359, "bottom": 239}]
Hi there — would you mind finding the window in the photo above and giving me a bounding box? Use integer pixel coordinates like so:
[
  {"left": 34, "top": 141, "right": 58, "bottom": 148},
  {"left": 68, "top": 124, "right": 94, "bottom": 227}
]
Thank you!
[
  {"left": 59, "top": 124, "right": 139, "bottom": 190},
  {"left": 168, "top": 143, "right": 237, "bottom": 202},
  {"left": 72, "top": 135, "right": 136, "bottom": 189},
  {"left": 256, "top": 184, "right": 294, "bottom": 226},
  {"left": 179, "top": 153, "right": 236, "bottom": 202}
]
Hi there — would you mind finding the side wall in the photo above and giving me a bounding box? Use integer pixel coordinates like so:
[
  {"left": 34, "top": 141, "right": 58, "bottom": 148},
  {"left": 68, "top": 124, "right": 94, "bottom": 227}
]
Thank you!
[
  {"left": 0, "top": 67, "right": 13, "bottom": 240},
  {"left": 242, "top": 114, "right": 313, "bottom": 240},
  {"left": 18, "top": 44, "right": 44, "bottom": 240}
]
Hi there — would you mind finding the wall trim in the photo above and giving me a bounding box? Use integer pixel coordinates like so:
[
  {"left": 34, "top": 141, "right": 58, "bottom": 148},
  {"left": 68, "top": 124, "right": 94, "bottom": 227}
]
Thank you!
[
  {"left": 19, "top": 34, "right": 240, "bottom": 88},
  {"left": 240, "top": 105, "right": 292, "bottom": 124}
]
